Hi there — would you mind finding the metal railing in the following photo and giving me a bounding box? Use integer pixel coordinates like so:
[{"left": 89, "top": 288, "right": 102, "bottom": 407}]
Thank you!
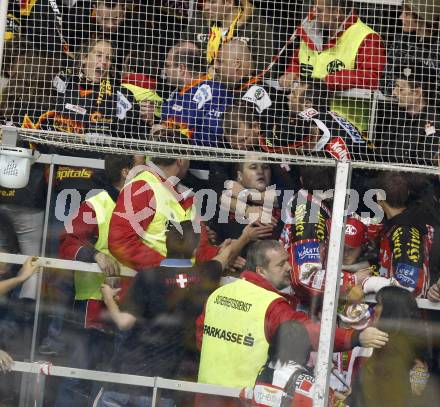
[
  {"left": 0, "top": 147, "right": 439, "bottom": 407},
  {"left": 11, "top": 361, "right": 241, "bottom": 407}
]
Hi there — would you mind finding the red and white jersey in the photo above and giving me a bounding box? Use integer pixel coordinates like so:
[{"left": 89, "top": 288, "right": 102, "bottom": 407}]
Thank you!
[
  {"left": 280, "top": 190, "right": 332, "bottom": 301},
  {"left": 242, "top": 362, "right": 335, "bottom": 407},
  {"left": 379, "top": 223, "right": 433, "bottom": 297},
  {"left": 281, "top": 191, "right": 360, "bottom": 303},
  {"left": 331, "top": 347, "right": 373, "bottom": 393}
]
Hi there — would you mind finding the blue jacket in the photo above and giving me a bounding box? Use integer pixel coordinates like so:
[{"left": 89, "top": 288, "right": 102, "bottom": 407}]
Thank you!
[{"left": 161, "top": 76, "right": 232, "bottom": 146}]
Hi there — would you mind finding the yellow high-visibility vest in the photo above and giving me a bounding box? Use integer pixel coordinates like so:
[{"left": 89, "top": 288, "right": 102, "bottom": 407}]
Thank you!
[
  {"left": 298, "top": 19, "right": 376, "bottom": 79},
  {"left": 122, "top": 170, "right": 195, "bottom": 258},
  {"left": 198, "top": 279, "right": 282, "bottom": 388},
  {"left": 299, "top": 19, "right": 377, "bottom": 132},
  {"left": 74, "top": 190, "right": 116, "bottom": 300}
]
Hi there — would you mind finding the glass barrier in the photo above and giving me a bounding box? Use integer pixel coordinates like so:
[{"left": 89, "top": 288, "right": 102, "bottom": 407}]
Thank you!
[
  {"left": 1, "top": 159, "right": 440, "bottom": 407},
  {"left": 1, "top": 0, "right": 440, "bottom": 404}
]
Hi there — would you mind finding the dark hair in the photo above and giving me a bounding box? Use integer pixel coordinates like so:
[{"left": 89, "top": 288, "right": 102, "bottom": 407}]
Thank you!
[
  {"left": 234, "top": 161, "right": 271, "bottom": 179},
  {"left": 375, "top": 286, "right": 421, "bottom": 335},
  {"left": 150, "top": 157, "right": 178, "bottom": 167},
  {"left": 323, "top": 0, "right": 353, "bottom": 10},
  {"left": 172, "top": 48, "right": 207, "bottom": 75},
  {"left": 374, "top": 172, "right": 409, "bottom": 208},
  {"left": 299, "top": 166, "right": 335, "bottom": 191},
  {"left": 0, "top": 43, "right": 59, "bottom": 123},
  {"left": 297, "top": 80, "right": 331, "bottom": 113},
  {"left": 268, "top": 321, "right": 311, "bottom": 366},
  {"left": 166, "top": 220, "right": 200, "bottom": 258},
  {"left": 104, "top": 154, "right": 135, "bottom": 185},
  {"left": 245, "top": 240, "right": 283, "bottom": 271},
  {"left": 151, "top": 128, "right": 192, "bottom": 145}
]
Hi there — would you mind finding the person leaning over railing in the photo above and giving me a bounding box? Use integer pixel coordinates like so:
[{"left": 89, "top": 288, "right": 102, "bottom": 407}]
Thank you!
[
  {"left": 0, "top": 257, "right": 39, "bottom": 373},
  {"left": 52, "top": 154, "right": 140, "bottom": 407},
  {"left": 256, "top": 80, "right": 374, "bottom": 160},
  {"left": 108, "top": 156, "right": 220, "bottom": 272}
]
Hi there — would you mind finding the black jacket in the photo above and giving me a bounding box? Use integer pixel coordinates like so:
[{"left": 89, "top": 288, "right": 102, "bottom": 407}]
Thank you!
[{"left": 375, "top": 102, "right": 439, "bottom": 166}]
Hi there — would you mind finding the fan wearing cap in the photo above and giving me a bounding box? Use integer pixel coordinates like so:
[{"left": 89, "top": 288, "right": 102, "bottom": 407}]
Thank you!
[
  {"left": 375, "top": 63, "right": 439, "bottom": 165},
  {"left": 119, "top": 71, "right": 163, "bottom": 134},
  {"left": 343, "top": 217, "right": 368, "bottom": 267}
]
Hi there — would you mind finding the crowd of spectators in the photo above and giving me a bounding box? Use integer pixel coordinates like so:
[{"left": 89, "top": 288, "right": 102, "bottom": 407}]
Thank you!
[{"left": 1, "top": 0, "right": 440, "bottom": 406}]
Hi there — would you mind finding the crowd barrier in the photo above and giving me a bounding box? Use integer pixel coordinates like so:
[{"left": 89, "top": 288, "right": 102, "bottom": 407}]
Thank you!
[
  {"left": 11, "top": 361, "right": 241, "bottom": 407},
  {"left": 0, "top": 150, "right": 439, "bottom": 406},
  {"left": 2, "top": 252, "right": 439, "bottom": 311}
]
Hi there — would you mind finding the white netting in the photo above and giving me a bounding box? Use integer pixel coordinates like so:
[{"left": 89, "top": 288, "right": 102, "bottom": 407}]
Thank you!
[{"left": 1, "top": 0, "right": 439, "bottom": 171}]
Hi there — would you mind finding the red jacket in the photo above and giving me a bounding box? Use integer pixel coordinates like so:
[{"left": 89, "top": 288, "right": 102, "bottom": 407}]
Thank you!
[
  {"left": 195, "top": 272, "right": 357, "bottom": 407},
  {"left": 59, "top": 193, "right": 122, "bottom": 329},
  {"left": 108, "top": 171, "right": 219, "bottom": 271},
  {"left": 59, "top": 200, "right": 101, "bottom": 262},
  {"left": 285, "top": 13, "right": 386, "bottom": 91},
  {"left": 196, "top": 271, "right": 356, "bottom": 352}
]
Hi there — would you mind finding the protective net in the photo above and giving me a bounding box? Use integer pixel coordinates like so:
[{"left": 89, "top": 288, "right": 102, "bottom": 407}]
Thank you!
[{"left": 1, "top": 0, "right": 439, "bottom": 171}]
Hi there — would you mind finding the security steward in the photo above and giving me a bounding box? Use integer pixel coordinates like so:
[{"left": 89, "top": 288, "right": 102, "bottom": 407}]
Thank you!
[
  {"left": 53, "top": 154, "right": 136, "bottom": 407},
  {"left": 279, "top": 0, "right": 386, "bottom": 132},
  {"left": 108, "top": 156, "right": 219, "bottom": 271},
  {"left": 196, "top": 240, "right": 390, "bottom": 406}
]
